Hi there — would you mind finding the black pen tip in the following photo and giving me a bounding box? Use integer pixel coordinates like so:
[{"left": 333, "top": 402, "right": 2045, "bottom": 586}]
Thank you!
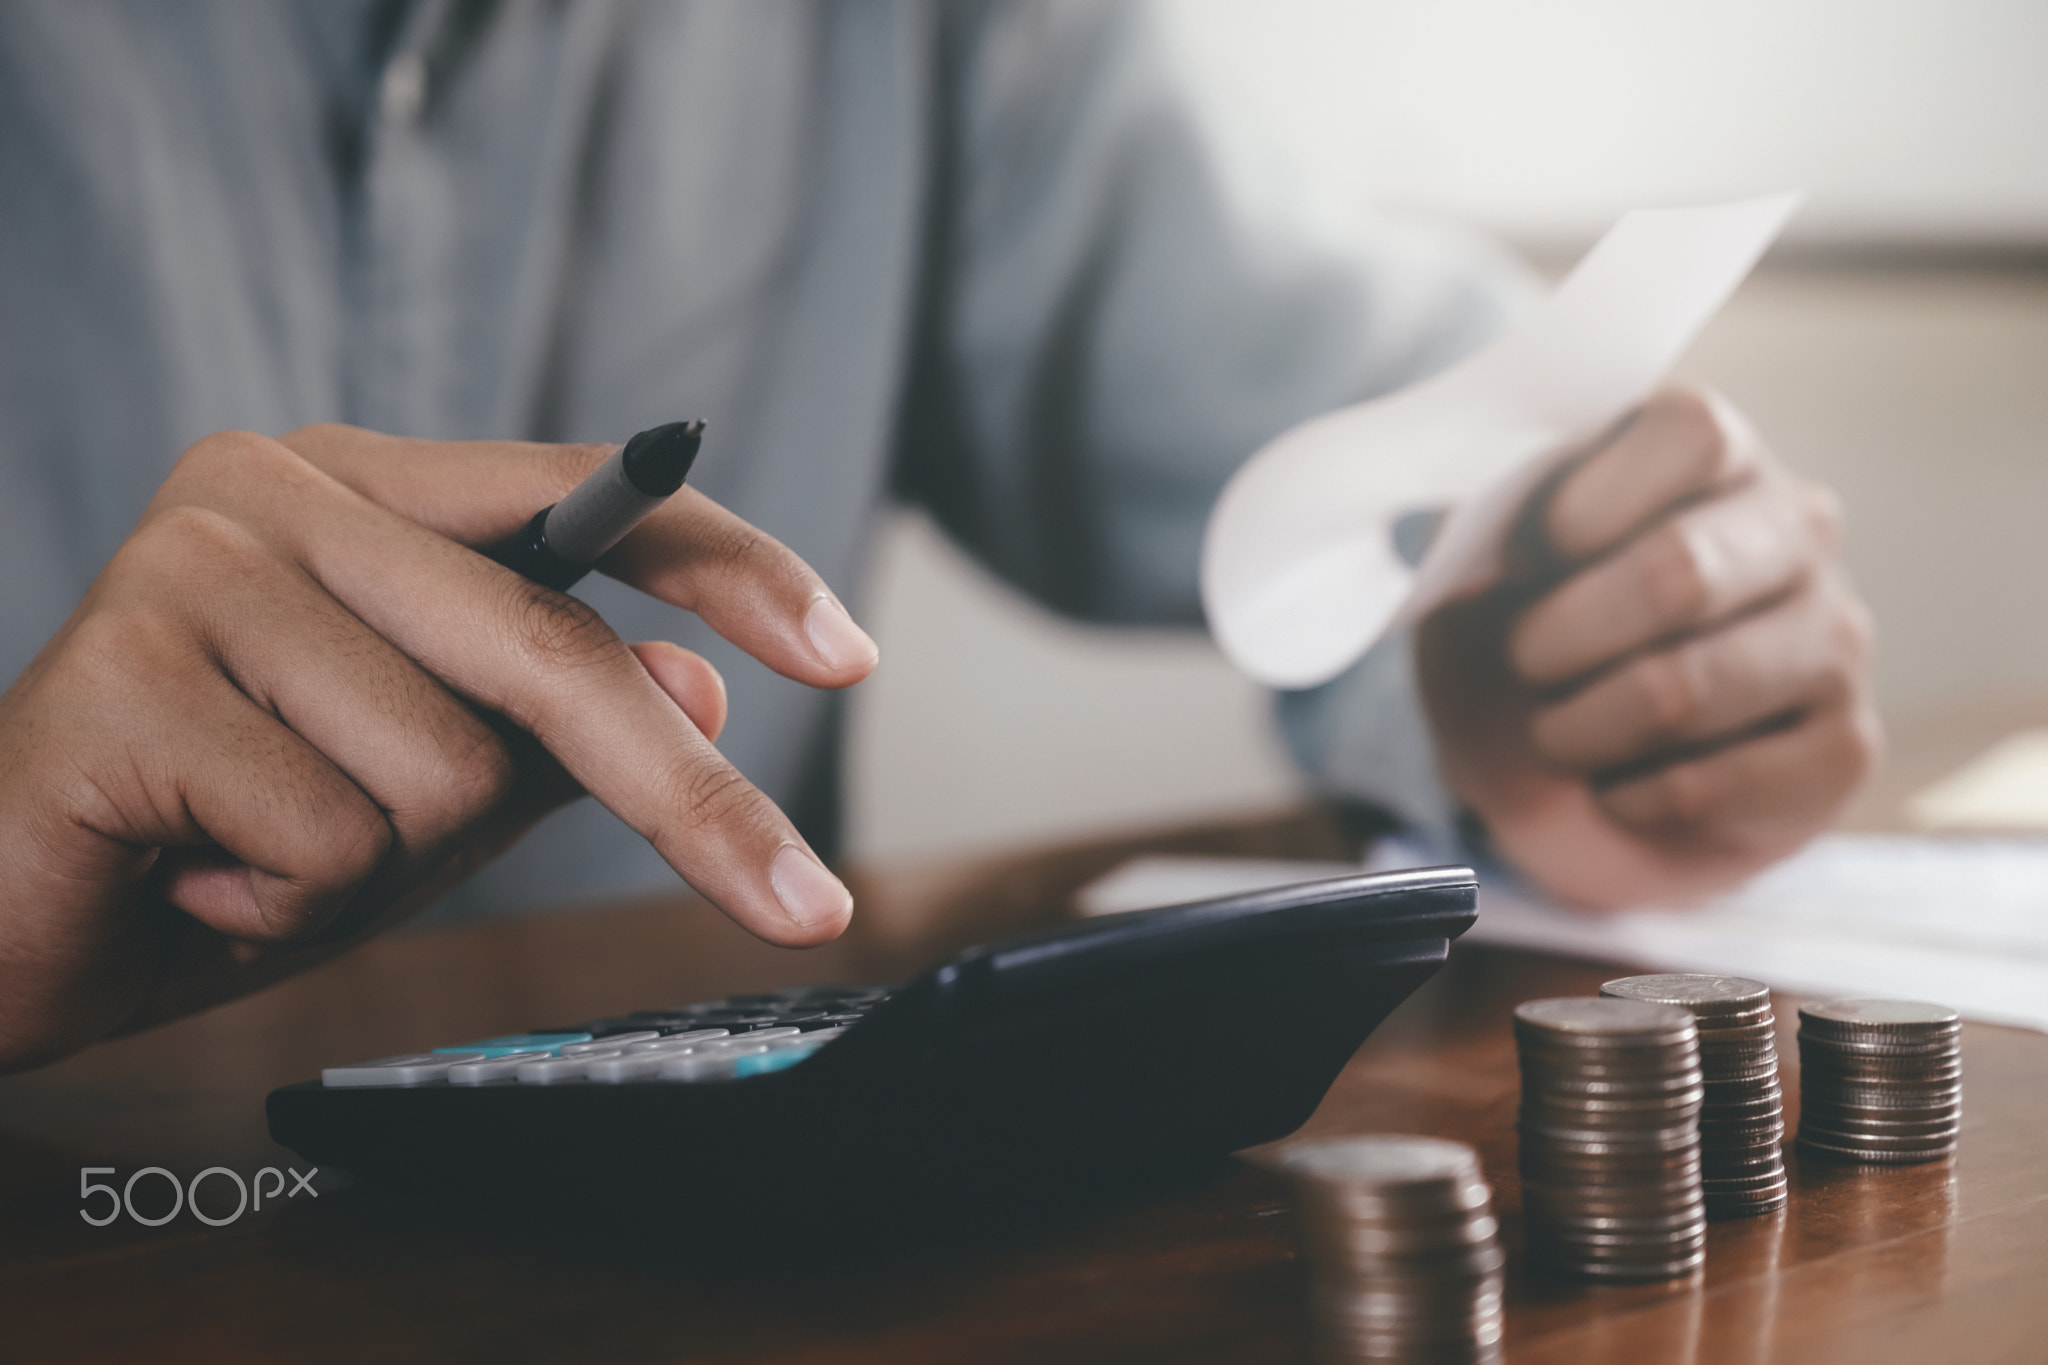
[{"left": 619, "top": 420, "right": 704, "bottom": 497}]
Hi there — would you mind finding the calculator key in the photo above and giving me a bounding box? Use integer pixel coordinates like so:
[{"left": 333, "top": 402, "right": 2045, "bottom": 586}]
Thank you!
[
  {"left": 515, "top": 1051, "right": 623, "bottom": 1084},
  {"left": 659, "top": 1042, "right": 772, "bottom": 1081},
  {"left": 433, "top": 1033, "right": 590, "bottom": 1058},
  {"left": 446, "top": 1052, "right": 552, "bottom": 1084},
  {"left": 659, "top": 1027, "right": 734, "bottom": 1044},
  {"left": 621, "top": 1030, "right": 731, "bottom": 1053},
  {"left": 559, "top": 1032, "right": 660, "bottom": 1055},
  {"left": 583, "top": 1052, "right": 678, "bottom": 1084},
  {"left": 731, "top": 1026, "right": 803, "bottom": 1043},
  {"left": 638, "top": 1019, "right": 724, "bottom": 1035},
  {"left": 766, "top": 1011, "right": 830, "bottom": 1028},
  {"left": 812, "top": 1014, "right": 866, "bottom": 1029},
  {"left": 734, "top": 1043, "right": 826, "bottom": 1078},
  {"left": 689, "top": 1013, "right": 786, "bottom": 1032},
  {"left": 323, "top": 1053, "right": 486, "bottom": 1087}
]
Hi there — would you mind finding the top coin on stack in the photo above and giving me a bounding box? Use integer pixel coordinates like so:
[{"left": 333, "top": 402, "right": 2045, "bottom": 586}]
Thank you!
[
  {"left": 1797, "top": 999, "right": 1962, "bottom": 1165},
  {"left": 1601, "top": 974, "right": 1787, "bottom": 1217},
  {"left": 1514, "top": 998, "right": 1707, "bottom": 1282},
  {"left": 1273, "top": 1136, "right": 1505, "bottom": 1363}
]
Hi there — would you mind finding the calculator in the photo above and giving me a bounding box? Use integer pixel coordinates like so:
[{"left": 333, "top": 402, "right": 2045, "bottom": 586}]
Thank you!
[{"left": 268, "top": 865, "right": 1477, "bottom": 1246}]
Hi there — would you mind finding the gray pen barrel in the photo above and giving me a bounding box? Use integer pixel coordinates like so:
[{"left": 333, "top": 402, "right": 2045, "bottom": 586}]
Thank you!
[{"left": 541, "top": 446, "right": 664, "bottom": 566}]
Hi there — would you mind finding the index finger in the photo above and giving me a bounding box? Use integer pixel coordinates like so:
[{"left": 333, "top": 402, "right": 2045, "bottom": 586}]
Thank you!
[
  {"left": 1546, "top": 388, "right": 1762, "bottom": 562},
  {"left": 275, "top": 424, "right": 878, "bottom": 691},
  {"left": 218, "top": 438, "right": 854, "bottom": 945}
]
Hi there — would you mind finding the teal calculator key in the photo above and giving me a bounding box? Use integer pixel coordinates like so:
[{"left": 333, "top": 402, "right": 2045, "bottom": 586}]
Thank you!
[
  {"left": 734, "top": 1044, "right": 824, "bottom": 1078},
  {"left": 434, "top": 1033, "right": 591, "bottom": 1058}
]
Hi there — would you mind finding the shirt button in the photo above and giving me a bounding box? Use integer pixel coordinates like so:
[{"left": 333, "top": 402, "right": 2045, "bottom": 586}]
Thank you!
[{"left": 380, "top": 50, "right": 428, "bottom": 125}]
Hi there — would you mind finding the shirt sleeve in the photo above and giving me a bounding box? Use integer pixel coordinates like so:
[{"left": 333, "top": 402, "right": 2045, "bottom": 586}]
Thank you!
[{"left": 894, "top": 0, "right": 1539, "bottom": 840}]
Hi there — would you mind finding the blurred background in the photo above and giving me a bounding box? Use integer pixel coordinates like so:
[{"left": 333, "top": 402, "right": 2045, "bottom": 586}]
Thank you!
[{"left": 843, "top": 0, "right": 2048, "bottom": 864}]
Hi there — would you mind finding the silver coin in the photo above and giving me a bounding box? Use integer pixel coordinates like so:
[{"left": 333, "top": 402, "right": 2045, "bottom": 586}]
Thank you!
[
  {"left": 1706, "top": 1192, "right": 1789, "bottom": 1217},
  {"left": 1809, "top": 1066, "right": 1963, "bottom": 1089},
  {"left": 1693, "top": 1015, "right": 1779, "bottom": 1037},
  {"left": 1801, "top": 1091, "right": 1962, "bottom": 1116},
  {"left": 1275, "top": 1135, "right": 1485, "bottom": 1188},
  {"left": 1521, "top": 1150, "right": 1704, "bottom": 1178},
  {"left": 1796, "top": 1134, "right": 1956, "bottom": 1164},
  {"left": 1516, "top": 997, "right": 1699, "bottom": 1039},
  {"left": 1804, "top": 1043, "right": 1960, "bottom": 1064},
  {"left": 1601, "top": 973, "right": 1770, "bottom": 1010},
  {"left": 1799, "top": 999, "right": 1960, "bottom": 1031}
]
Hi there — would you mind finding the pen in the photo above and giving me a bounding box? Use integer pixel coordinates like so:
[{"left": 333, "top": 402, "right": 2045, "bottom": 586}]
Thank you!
[{"left": 490, "top": 420, "right": 704, "bottom": 590}]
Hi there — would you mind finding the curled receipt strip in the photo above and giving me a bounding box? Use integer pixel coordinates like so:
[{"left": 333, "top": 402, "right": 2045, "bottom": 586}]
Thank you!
[{"left": 1201, "top": 192, "right": 1800, "bottom": 690}]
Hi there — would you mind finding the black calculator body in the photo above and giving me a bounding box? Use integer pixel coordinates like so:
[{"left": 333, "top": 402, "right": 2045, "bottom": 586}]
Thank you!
[{"left": 268, "top": 866, "right": 1477, "bottom": 1246}]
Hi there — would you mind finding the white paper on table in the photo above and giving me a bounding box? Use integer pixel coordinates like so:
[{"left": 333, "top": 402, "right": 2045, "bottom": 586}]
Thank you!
[
  {"left": 1202, "top": 192, "right": 1799, "bottom": 689},
  {"left": 1909, "top": 729, "right": 2048, "bottom": 831},
  {"left": 1074, "top": 835, "right": 2048, "bottom": 1034}
]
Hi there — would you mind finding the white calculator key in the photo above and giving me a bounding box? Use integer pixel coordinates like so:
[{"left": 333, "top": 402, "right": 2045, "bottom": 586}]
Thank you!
[
  {"left": 658, "top": 1044, "right": 768, "bottom": 1081},
  {"left": 322, "top": 1053, "right": 485, "bottom": 1087},
  {"left": 687, "top": 1028, "right": 798, "bottom": 1051},
  {"left": 514, "top": 1050, "right": 622, "bottom": 1084},
  {"left": 559, "top": 1032, "right": 660, "bottom": 1056},
  {"left": 446, "top": 1051, "right": 552, "bottom": 1084},
  {"left": 687, "top": 1035, "right": 773, "bottom": 1054},
  {"left": 582, "top": 1051, "right": 678, "bottom": 1084},
  {"left": 756, "top": 1033, "right": 818, "bottom": 1052},
  {"left": 622, "top": 1029, "right": 731, "bottom": 1054}
]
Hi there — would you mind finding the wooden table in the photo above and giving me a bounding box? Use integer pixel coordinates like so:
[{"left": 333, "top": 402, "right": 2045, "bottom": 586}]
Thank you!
[{"left": 2, "top": 809, "right": 2043, "bottom": 1364}]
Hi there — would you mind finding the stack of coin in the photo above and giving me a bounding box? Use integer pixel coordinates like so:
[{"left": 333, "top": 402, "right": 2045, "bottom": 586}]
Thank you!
[
  {"left": 1273, "top": 1135, "right": 1505, "bottom": 1363},
  {"left": 1796, "top": 999, "right": 1962, "bottom": 1164},
  {"left": 1600, "top": 974, "right": 1788, "bottom": 1217},
  {"left": 1514, "top": 998, "right": 1707, "bottom": 1280}
]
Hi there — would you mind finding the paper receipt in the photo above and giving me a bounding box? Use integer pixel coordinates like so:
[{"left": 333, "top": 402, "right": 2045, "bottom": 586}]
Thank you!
[{"left": 1200, "top": 193, "right": 1799, "bottom": 690}]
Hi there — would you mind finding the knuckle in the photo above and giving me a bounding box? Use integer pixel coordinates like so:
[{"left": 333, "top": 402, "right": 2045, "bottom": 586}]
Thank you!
[
  {"left": 499, "top": 580, "right": 620, "bottom": 674},
  {"left": 61, "top": 609, "right": 187, "bottom": 692},
  {"left": 702, "top": 519, "right": 773, "bottom": 581},
  {"left": 1640, "top": 524, "right": 1713, "bottom": 625},
  {"left": 446, "top": 729, "right": 518, "bottom": 818},
  {"left": 1634, "top": 648, "right": 1706, "bottom": 741},
  {"left": 168, "top": 428, "right": 289, "bottom": 486},
  {"left": 259, "top": 806, "right": 392, "bottom": 940},
  {"left": 696, "top": 516, "right": 808, "bottom": 598},
  {"left": 129, "top": 502, "right": 268, "bottom": 577},
  {"left": 1655, "top": 386, "right": 1733, "bottom": 465},
  {"left": 311, "top": 811, "right": 392, "bottom": 900},
  {"left": 1651, "top": 386, "right": 1723, "bottom": 441},
  {"left": 665, "top": 761, "right": 762, "bottom": 840}
]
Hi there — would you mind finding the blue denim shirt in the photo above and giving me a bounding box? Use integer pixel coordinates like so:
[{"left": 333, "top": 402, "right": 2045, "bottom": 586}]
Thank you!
[{"left": 0, "top": 0, "right": 1531, "bottom": 914}]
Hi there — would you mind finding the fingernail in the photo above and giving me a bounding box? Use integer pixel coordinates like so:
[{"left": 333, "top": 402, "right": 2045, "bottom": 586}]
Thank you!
[
  {"left": 804, "top": 595, "right": 879, "bottom": 672},
  {"left": 770, "top": 843, "right": 852, "bottom": 930}
]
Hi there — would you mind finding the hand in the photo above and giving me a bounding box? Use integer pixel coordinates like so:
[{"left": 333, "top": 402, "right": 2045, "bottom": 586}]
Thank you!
[
  {"left": 1415, "top": 388, "right": 1881, "bottom": 909},
  {"left": 0, "top": 425, "right": 877, "bottom": 1071}
]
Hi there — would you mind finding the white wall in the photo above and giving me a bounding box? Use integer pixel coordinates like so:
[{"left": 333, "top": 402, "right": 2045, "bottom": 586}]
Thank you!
[
  {"left": 1156, "top": 0, "right": 2048, "bottom": 246},
  {"left": 843, "top": 511, "right": 1304, "bottom": 862}
]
